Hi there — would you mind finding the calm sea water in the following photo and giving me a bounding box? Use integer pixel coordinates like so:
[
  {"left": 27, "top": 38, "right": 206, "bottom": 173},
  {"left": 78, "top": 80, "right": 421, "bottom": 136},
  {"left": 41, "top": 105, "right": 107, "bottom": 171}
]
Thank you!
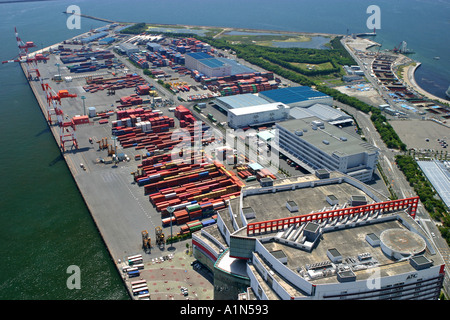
[{"left": 0, "top": 0, "right": 448, "bottom": 300}]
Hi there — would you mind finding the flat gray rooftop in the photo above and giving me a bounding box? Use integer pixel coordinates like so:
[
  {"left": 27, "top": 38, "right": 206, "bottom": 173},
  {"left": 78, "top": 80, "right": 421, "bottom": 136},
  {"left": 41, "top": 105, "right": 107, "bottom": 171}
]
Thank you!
[
  {"left": 262, "top": 211, "right": 444, "bottom": 285},
  {"left": 215, "top": 93, "right": 269, "bottom": 110},
  {"left": 240, "top": 179, "right": 377, "bottom": 224},
  {"left": 277, "top": 117, "right": 378, "bottom": 156}
]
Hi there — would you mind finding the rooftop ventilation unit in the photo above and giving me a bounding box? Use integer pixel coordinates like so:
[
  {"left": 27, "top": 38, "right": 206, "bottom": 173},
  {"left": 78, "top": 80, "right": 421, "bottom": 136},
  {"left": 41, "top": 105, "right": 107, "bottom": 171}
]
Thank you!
[
  {"left": 306, "top": 260, "right": 332, "bottom": 271},
  {"left": 365, "top": 233, "right": 381, "bottom": 247},
  {"left": 409, "top": 255, "right": 433, "bottom": 270},
  {"left": 357, "top": 252, "right": 372, "bottom": 261},
  {"left": 350, "top": 195, "right": 367, "bottom": 206},
  {"left": 327, "top": 248, "right": 342, "bottom": 263},
  {"left": 242, "top": 207, "right": 256, "bottom": 220},
  {"left": 286, "top": 200, "right": 298, "bottom": 212},
  {"left": 326, "top": 195, "right": 338, "bottom": 206},
  {"left": 260, "top": 177, "right": 273, "bottom": 187},
  {"left": 315, "top": 169, "right": 330, "bottom": 179},
  {"left": 337, "top": 269, "right": 356, "bottom": 283},
  {"left": 311, "top": 120, "right": 325, "bottom": 129}
]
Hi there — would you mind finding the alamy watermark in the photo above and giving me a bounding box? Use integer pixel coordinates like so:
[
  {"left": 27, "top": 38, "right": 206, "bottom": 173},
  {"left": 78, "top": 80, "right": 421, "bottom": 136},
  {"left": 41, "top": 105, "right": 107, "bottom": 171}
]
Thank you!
[
  {"left": 169, "top": 122, "right": 280, "bottom": 175},
  {"left": 66, "top": 5, "right": 81, "bottom": 30},
  {"left": 66, "top": 265, "right": 81, "bottom": 290},
  {"left": 366, "top": 5, "right": 381, "bottom": 30},
  {"left": 366, "top": 266, "right": 381, "bottom": 290}
]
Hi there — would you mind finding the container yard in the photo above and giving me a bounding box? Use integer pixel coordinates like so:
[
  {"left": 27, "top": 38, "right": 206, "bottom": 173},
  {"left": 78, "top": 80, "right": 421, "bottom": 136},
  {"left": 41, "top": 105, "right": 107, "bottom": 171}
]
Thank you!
[
  {"left": 13, "top": 25, "right": 283, "bottom": 300},
  {"left": 2, "top": 19, "right": 300, "bottom": 300}
]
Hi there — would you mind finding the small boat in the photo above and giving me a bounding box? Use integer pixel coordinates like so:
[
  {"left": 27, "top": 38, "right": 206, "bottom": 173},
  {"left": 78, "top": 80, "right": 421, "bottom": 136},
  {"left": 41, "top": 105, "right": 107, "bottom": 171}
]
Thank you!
[{"left": 433, "top": 56, "right": 440, "bottom": 60}]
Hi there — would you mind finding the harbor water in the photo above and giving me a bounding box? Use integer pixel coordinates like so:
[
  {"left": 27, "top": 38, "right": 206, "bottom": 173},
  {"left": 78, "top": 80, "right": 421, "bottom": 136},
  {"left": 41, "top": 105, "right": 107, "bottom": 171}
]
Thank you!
[{"left": 0, "top": 0, "right": 448, "bottom": 299}]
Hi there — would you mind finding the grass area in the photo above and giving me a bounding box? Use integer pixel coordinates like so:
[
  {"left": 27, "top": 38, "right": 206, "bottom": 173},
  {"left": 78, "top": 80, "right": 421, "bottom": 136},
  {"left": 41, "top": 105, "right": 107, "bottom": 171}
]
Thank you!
[
  {"left": 396, "top": 61, "right": 416, "bottom": 80},
  {"left": 220, "top": 34, "right": 312, "bottom": 46},
  {"left": 290, "top": 61, "right": 335, "bottom": 72}
]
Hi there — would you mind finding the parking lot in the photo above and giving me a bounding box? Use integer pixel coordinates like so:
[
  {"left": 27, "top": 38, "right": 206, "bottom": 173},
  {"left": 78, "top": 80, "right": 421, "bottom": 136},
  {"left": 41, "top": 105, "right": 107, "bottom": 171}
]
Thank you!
[
  {"left": 390, "top": 118, "right": 450, "bottom": 151},
  {"left": 122, "top": 250, "right": 214, "bottom": 300}
]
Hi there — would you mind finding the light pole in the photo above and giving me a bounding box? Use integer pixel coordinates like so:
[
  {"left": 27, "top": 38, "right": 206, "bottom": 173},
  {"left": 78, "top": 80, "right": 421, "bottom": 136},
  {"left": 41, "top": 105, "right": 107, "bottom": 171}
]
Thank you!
[
  {"left": 111, "top": 136, "right": 118, "bottom": 166},
  {"left": 81, "top": 95, "right": 86, "bottom": 116},
  {"left": 167, "top": 206, "right": 175, "bottom": 251}
]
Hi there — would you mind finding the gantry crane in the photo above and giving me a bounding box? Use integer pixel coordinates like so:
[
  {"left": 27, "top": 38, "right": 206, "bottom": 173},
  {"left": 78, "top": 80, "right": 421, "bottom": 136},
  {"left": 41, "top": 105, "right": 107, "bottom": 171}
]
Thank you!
[
  {"left": 2, "top": 27, "right": 49, "bottom": 81},
  {"left": 43, "top": 83, "right": 77, "bottom": 125},
  {"left": 2, "top": 28, "right": 88, "bottom": 153}
]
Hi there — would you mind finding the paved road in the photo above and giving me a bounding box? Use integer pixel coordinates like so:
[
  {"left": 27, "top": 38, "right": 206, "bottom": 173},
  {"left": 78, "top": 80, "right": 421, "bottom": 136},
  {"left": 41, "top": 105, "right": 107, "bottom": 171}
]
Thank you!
[{"left": 340, "top": 39, "right": 450, "bottom": 298}]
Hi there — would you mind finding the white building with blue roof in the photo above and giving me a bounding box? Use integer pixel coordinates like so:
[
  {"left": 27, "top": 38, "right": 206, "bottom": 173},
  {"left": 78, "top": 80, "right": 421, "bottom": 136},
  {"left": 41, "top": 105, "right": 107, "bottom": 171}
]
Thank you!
[
  {"left": 185, "top": 52, "right": 232, "bottom": 77},
  {"left": 259, "top": 86, "right": 333, "bottom": 108}
]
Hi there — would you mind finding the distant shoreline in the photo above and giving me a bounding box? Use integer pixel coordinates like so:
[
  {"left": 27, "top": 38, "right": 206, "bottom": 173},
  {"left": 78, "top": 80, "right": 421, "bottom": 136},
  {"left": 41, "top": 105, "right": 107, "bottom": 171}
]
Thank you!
[
  {"left": 146, "top": 22, "right": 345, "bottom": 38},
  {"left": 403, "top": 62, "right": 449, "bottom": 105}
]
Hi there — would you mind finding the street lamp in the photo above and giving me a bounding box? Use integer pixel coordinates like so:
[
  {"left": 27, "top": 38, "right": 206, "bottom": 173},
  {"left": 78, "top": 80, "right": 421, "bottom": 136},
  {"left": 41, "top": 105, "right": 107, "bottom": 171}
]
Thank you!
[
  {"left": 111, "top": 136, "right": 118, "bottom": 166},
  {"left": 81, "top": 95, "right": 86, "bottom": 116},
  {"left": 167, "top": 206, "right": 175, "bottom": 250}
]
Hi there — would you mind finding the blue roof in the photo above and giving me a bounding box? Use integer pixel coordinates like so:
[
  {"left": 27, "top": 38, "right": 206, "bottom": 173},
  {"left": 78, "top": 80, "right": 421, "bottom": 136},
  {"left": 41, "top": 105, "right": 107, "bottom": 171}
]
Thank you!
[
  {"left": 99, "top": 37, "right": 116, "bottom": 43},
  {"left": 217, "top": 58, "right": 255, "bottom": 75},
  {"left": 81, "top": 32, "right": 109, "bottom": 43},
  {"left": 187, "top": 52, "right": 255, "bottom": 74},
  {"left": 200, "top": 58, "right": 226, "bottom": 68},
  {"left": 187, "top": 52, "right": 213, "bottom": 60},
  {"left": 259, "top": 86, "right": 330, "bottom": 104}
]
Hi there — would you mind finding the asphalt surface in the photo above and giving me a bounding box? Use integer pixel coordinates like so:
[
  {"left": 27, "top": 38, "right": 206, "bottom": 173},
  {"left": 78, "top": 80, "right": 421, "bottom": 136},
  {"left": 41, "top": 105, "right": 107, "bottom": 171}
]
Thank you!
[{"left": 339, "top": 39, "right": 450, "bottom": 297}]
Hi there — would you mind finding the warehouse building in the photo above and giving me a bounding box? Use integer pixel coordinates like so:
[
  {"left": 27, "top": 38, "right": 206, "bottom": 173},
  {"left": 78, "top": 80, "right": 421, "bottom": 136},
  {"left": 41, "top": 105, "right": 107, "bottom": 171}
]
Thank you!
[
  {"left": 185, "top": 52, "right": 255, "bottom": 78},
  {"left": 191, "top": 172, "right": 445, "bottom": 300},
  {"left": 227, "top": 103, "right": 290, "bottom": 129},
  {"left": 80, "top": 32, "right": 109, "bottom": 44},
  {"left": 215, "top": 93, "right": 270, "bottom": 114},
  {"left": 276, "top": 118, "right": 378, "bottom": 182},
  {"left": 98, "top": 37, "right": 116, "bottom": 45},
  {"left": 289, "top": 104, "right": 354, "bottom": 127},
  {"left": 259, "top": 86, "right": 333, "bottom": 108},
  {"left": 117, "top": 42, "right": 139, "bottom": 55},
  {"left": 146, "top": 42, "right": 162, "bottom": 52},
  {"left": 185, "top": 52, "right": 232, "bottom": 78}
]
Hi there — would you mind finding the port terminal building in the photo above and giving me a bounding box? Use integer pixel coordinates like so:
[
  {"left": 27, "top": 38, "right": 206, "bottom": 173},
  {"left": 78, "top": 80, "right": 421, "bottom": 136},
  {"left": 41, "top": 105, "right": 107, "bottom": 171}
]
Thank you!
[
  {"left": 215, "top": 86, "right": 333, "bottom": 116},
  {"left": 227, "top": 103, "right": 291, "bottom": 129},
  {"left": 191, "top": 172, "right": 445, "bottom": 300},
  {"left": 185, "top": 52, "right": 255, "bottom": 78},
  {"left": 276, "top": 118, "right": 378, "bottom": 182},
  {"left": 258, "top": 86, "right": 333, "bottom": 108}
]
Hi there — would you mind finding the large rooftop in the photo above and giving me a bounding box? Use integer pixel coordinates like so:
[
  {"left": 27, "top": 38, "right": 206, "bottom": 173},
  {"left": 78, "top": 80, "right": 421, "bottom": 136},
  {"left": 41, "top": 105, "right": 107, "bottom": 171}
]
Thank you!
[
  {"left": 215, "top": 93, "right": 270, "bottom": 110},
  {"left": 259, "top": 86, "right": 330, "bottom": 104},
  {"left": 228, "top": 102, "right": 289, "bottom": 116},
  {"left": 216, "top": 173, "right": 443, "bottom": 294},
  {"left": 217, "top": 57, "right": 255, "bottom": 75},
  {"left": 241, "top": 176, "right": 376, "bottom": 225},
  {"left": 261, "top": 210, "right": 444, "bottom": 286},
  {"left": 289, "top": 104, "right": 352, "bottom": 123},
  {"left": 225, "top": 172, "right": 386, "bottom": 238},
  {"left": 277, "top": 117, "right": 378, "bottom": 156}
]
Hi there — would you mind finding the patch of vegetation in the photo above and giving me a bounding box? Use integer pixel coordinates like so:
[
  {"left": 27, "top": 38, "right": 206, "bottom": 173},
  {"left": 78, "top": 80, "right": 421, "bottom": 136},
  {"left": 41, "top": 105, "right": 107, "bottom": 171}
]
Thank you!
[
  {"left": 395, "top": 155, "right": 449, "bottom": 245},
  {"left": 120, "top": 22, "right": 147, "bottom": 34},
  {"left": 193, "top": 35, "right": 406, "bottom": 150}
]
